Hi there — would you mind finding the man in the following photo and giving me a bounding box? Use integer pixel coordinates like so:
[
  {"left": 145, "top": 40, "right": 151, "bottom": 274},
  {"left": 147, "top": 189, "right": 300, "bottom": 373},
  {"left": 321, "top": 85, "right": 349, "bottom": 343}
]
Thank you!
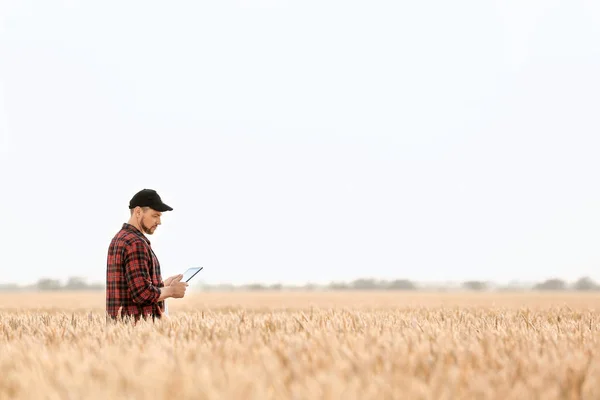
[{"left": 106, "top": 188, "right": 188, "bottom": 322}]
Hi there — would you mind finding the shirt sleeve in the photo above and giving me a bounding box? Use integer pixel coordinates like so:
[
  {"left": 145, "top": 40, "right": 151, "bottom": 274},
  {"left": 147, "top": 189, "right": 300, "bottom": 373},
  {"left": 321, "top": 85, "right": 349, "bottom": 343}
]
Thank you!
[{"left": 123, "top": 240, "right": 161, "bottom": 305}]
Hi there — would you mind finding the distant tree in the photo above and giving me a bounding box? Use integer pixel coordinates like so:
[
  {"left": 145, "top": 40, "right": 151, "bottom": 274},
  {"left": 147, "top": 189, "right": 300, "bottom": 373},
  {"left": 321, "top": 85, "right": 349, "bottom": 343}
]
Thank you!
[
  {"left": 351, "top": 278, "right": 379, "bottom": 290},
  {"left": 533, "top": 278, "right": 567, "bottom": 291},
  {"left": 572, "top": 276, "right": 599, "bottom": 291},
  {"left": 65, "top": 276, "right": 88, "bottom": 290},
  {"left": 36, "top": 278, "right": 62, "bottom": 291},
  {"left": 386, "top": 279, "right": 416, "bottom": 290},
  {"left": 462, "top": 281, "right": 488, "bottom": 291},
  {"left": 245, "top": 283, "right": 266, "bottom": 291}
]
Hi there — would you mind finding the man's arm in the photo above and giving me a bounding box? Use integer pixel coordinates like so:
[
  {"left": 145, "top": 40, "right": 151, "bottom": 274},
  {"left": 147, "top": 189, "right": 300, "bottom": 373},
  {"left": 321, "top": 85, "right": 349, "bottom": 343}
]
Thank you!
[
  {"left": 123, "top": 241, "right": 167, "bottom": 305},
  {"left": 158, "top": 286, "right": 173, "bottom": 302}
]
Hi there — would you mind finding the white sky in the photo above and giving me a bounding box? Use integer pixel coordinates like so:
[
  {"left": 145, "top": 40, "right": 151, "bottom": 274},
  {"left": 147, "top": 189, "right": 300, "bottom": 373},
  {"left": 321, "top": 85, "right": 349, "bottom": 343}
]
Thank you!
[{"left": 1, "top": 1, "right": 599, "bottom": 286}]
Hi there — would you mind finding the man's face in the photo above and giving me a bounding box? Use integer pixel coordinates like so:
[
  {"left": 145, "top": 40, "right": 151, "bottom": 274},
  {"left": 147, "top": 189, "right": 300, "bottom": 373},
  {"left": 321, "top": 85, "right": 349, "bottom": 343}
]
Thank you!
[{"left": 139, "top": 207, "right": 162, "bottom": 235}]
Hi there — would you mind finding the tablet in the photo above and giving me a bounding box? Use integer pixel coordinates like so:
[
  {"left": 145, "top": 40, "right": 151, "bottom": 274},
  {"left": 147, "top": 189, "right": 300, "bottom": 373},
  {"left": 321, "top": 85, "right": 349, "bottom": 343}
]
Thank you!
[{"left": 182, "top": 267, "right": 203, "bottom": 283}]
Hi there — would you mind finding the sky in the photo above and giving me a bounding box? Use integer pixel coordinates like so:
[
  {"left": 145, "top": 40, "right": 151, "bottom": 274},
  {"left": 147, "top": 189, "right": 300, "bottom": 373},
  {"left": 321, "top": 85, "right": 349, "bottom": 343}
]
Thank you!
[{"left": 1, "top": 1, "right": 600, "bottom": 287}]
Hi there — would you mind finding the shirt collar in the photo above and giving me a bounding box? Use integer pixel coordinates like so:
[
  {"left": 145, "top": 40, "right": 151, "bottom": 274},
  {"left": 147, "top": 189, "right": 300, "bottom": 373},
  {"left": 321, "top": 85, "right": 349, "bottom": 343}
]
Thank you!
[{"left": 122, "top": 223, "right": 151, "bottom": 245}]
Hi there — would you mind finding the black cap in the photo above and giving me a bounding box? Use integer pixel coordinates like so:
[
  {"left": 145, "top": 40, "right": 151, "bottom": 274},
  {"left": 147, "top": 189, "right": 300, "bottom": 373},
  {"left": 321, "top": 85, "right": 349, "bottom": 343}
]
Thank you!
[{"left": 129, "top": 189, "right": 173, "bottom": 212}]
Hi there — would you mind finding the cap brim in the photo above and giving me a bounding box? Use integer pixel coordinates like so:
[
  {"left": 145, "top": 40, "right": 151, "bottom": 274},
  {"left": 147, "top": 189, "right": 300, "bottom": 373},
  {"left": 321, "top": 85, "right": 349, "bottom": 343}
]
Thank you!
[{"left": 154, "top": 203, "right": 173, "bottom": 212}]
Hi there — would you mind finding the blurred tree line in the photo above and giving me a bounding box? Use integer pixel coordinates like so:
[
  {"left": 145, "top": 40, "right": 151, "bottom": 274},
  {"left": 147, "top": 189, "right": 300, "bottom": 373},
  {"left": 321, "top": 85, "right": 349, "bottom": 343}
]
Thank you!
[
  {"left": 222, "top": 276, "right": 600, "bottom": 292},
  {"left": 0, "top": 276, "right": 104, "bottom": 292},
  {"left": 0, "top": 276, "right": 599, "bottom": 292}
]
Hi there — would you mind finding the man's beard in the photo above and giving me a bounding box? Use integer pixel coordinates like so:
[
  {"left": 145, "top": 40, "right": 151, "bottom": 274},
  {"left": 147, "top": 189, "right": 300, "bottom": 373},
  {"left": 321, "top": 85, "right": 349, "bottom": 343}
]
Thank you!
[{"left": 141, "top": 220, "right": 156, "bottom": 234}]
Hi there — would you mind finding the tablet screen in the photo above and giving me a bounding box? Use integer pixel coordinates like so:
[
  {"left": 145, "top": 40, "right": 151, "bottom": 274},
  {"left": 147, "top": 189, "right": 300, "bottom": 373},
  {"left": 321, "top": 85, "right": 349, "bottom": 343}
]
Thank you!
[{"left": 182, "top": 267, "right": 203, "bottom": 282}]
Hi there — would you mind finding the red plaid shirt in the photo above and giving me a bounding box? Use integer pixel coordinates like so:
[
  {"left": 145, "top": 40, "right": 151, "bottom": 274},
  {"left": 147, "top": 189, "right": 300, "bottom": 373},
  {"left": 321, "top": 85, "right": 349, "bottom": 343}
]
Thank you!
[{"left": 106, "top": 223, "right": 165, "bottom": 322}]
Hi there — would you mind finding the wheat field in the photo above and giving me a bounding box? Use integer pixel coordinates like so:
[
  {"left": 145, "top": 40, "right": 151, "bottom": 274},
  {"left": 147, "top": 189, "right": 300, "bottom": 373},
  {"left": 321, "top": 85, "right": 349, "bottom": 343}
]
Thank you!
[{"left": 2, "top": 291, "right": 600, "bottom": 399}]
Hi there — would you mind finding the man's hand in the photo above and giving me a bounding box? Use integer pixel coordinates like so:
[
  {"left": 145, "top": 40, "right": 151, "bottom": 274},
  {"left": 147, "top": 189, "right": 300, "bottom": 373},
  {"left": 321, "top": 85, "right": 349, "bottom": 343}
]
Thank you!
[
  {"left": 164, "top": 274, "right": 184, "bottom": 287},
  {"left": 170, "top": 280, "right": 188, "bottom": 298},
  {"left": 158, "top": 274, "right": 187, "bottom": 301}
]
